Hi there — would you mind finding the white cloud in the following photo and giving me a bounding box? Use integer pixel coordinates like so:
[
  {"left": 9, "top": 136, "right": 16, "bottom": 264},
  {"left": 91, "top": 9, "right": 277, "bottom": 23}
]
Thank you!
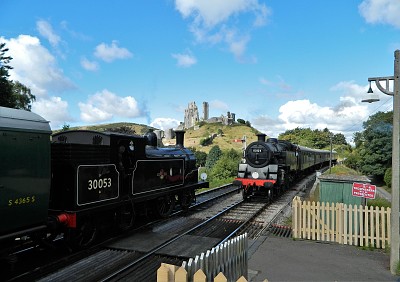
[
  {"left": 36, "top": 20, "right": 61, "bottom": 47},
  {"left": 0, "top": 35, "right": 75, "bottom": 97},
  {"left": 94, "top": 41, "right": 133, "bottom": 62},
  {"left": 175, "top": 0, "right": 268, "bottom": 28},
  {"left": 175, "top": 0, "right": 270, "bottom": 60},
  {"left": 359, "top": 0, "right": 400, "bottom": 28},
  {"left": 81, "top": 57, "right": 99, "bottom": 71},
  {"left": 32, "top": 97, "right": 73, "bottom": 129},
  {"left": 251, "top": 81, "right": 373, "bottom": 143},
  {"left": 150, "top": 118, "right": 181, "bottom": 130},
  {"left": 172, "top": 52, "right": 197, "bottom": 68},
  {"left": 79, "top": 89, "right": 142, "bottom": 123}
]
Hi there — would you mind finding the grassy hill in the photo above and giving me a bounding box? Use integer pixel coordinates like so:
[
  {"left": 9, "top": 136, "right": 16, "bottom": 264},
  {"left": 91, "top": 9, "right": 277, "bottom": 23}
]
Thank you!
[
  {"left": 175, "top": 123, "right": 261, "bottom": 153},
  {"left": 56, "top": 122, "right": 263, "bottom": 153}
]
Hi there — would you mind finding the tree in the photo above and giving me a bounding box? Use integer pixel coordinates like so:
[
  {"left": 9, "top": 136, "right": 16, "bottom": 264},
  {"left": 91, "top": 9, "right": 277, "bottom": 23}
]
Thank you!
[
  {"left": 208, "top": 149, "right": 241, "bottom": 184},
  {"left": 332, "top": 133, "right": 347, "bottom": 145},
  {"left": 0, "top": 43, "right": 35, "bottom": 110},
  {"left": 61, "top": 123, "right": 70, "bottom": 131},
  {"left": 11, "top": 81, "right": 36, "bottom": 111},
  {"left": 0, "top": 42, "right": 14, "bottom": 107},
  {"left": 191, "top": 149, "right": 207, "bottom": 167},
  {"left": 205, "top": 145, "right": 222, "bottom": 169},
  {"left": 237, "top": 119, "right": 245, "bottom": 124},
  {"left": 357, "top": 111, "right": 393, "bottom": 178}
]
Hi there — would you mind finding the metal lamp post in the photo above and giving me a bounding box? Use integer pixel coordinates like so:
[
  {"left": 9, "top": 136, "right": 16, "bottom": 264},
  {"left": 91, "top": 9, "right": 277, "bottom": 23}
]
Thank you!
[{"left": 363, "top": 50, "right": 400, "bottom": 274}]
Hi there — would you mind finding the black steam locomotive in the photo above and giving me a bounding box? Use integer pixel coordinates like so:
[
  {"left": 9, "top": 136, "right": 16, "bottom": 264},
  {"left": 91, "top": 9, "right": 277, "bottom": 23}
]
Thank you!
[
  {"left": 233, "top": 133, "right": 337, "bottom": 200},
  {"left": 0, "top": 106, "right": 208, "bottom": 251}
]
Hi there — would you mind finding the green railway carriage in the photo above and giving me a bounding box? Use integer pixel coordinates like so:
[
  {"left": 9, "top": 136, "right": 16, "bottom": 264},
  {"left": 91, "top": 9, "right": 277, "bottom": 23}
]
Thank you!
[{"left": 0, "top": 106, "right": 51, "bottom": 243}]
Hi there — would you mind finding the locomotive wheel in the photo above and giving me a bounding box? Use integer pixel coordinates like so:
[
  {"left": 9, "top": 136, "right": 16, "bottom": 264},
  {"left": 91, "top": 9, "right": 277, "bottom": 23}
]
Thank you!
[
  {"left": 118, "top": 203, "right": 135, "bottom": 231},
  {"left": 66, "top": 218, "right": 98, "bottom": 249},
  {"left": 267, "top": 189, "right": 273, "bottom": 202},
  {"left": 179, "top": 191, "right": 193, "bottom": 211},
  {"left": 242, "top": 189, "right": 250, "bottom": 201},
  {"left": 156, "top": 195, "right": 175, "bottom": 218}
]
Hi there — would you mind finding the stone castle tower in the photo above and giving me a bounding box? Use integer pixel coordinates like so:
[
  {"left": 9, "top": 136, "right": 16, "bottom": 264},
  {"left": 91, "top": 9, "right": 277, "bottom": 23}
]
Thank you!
[
  {"left": 203, "top": 102, "right": 209, "bottom": 120},
  {"left": 184, "top": 102, "right": 199, "bottom": 129}
]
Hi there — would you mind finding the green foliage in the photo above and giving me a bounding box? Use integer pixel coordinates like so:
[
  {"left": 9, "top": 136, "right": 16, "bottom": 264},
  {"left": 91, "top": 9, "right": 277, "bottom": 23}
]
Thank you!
[
  {"left": 210, "top": 156, "right": 238, "bottom": 180},
  {"left": 200, "top": 148, "right": 242, "bottom": 188},
  {"left": 367, "top": 197, "right": 391, "bottom": 208},
  {"left": 384, "top": 167, "right": 392, "bottom": 188},
  {"left": 217, "top": 128, "right": 223, "bottom": 135},
  {"left": 108, "top": 126, "right": 136, "bottom": 135},
  {"left": 237, "top": 118, "right": 245, "bottom": 124},
  {"left": 0, "top": 43, "right": 35, "bottom": 110},
  {"left": 327, "top": 164, "right": 361, "bottom": 175},
  {"left": 0, "top": 42, "right": 15, "bottom": 108},
  {"left": 61, "top": 124, "right": 70, "bottom": 131},
  {"left": 205, "top": 145, "right": 222, "bottom": 169},
  {"left": 194, "top": 150, "right": 207, "bottom": 167},
  {"left": 279, "top": 127, "right": 348, "bottom": 149},
  {"left": 343, "top": 153, "right": 362, "bottom": 171},
  {"left": 357, "top": 111, "right": 393, "bottom": 178},
  {"left": 11, "top": 81, "right": 36, "bottom": 111},
  {"left": 200, "top": 136, "right": 212, "bottom": 146}
]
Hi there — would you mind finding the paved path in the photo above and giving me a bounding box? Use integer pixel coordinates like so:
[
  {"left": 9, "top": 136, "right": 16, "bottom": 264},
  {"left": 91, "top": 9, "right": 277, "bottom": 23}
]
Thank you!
[{"left": 248, "top": 236, "right": 399, "bottom": 282}]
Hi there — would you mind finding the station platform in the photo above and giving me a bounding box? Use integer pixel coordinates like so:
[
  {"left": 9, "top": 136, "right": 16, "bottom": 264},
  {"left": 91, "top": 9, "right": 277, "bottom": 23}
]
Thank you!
[{"left": 247, "top": 235, "right": 399, "bottom": 281}]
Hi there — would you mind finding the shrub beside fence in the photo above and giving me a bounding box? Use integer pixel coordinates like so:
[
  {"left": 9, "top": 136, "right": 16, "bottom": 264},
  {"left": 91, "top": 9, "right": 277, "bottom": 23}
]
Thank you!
[{"left": 292, "top": 196, "right": 391, "bottom": 248}]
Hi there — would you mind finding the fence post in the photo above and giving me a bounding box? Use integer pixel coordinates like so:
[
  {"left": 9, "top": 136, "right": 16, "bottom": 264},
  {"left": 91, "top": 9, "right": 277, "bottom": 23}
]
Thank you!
[
  {"left": 157, "top": 264, "right": 171, "bottom": 282},
  {"left": 316, "top": 201, "right": 321, "bottom": 241},
  {"left": 375, "top": 206, "right": 380, "bottom": 249},
  {"left": 288, "top": 198, "right": 391, "bottom": 249},
  {"left": 193, "top": 269, "right": 206, "bottom": 282},
  {"left": 175, "top": 267, "right": 188, "bottom": 282},
  {"left": 292, "top": 197, "right": 299, "bottom": 238},
  {"left": 337, "top": 203, "right": 342, "bottom": 244},
  {"left": 214, "top": 272, "right": 227, "bottom": 282}
]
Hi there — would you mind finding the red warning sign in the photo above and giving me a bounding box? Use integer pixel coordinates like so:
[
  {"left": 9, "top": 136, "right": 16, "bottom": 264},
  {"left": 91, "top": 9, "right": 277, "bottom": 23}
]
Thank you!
[{"left": 352, "top": 182, "right": 376, "bottom": 199}]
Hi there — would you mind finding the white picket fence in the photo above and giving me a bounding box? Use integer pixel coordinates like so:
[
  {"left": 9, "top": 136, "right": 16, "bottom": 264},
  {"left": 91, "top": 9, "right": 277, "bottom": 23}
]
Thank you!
[
  {"left": 292, "top": 196, "right": 391, "bottom": 248},
  {"left": 157, "top": 233, "right": 248, "bottom": 282}
]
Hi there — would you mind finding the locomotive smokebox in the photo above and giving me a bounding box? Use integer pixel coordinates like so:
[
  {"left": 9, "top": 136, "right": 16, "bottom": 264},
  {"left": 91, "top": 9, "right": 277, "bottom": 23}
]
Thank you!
[
  {"left": 175, "top": 130, "right": 185, "bottom": 147},
  {"left": 145, "top": 131, "right": 158, "bottom": 147},
  {"left": 257, "top": 133, "right": 266, "bottom": 142}
]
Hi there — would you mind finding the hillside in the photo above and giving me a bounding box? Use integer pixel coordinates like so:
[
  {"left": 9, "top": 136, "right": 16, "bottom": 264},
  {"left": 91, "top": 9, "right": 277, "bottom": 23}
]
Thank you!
[
  {"left": 175, "top": 123, "right": 261, "bottom": 153},
  {"left": 55, "top": 122, "right": 262, "bottom": 153}
]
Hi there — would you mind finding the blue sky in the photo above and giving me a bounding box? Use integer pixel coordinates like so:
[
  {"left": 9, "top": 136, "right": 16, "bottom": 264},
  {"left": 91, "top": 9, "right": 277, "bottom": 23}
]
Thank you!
[{"left": 1, "top": 0, "right": 400, "bottom": 142}]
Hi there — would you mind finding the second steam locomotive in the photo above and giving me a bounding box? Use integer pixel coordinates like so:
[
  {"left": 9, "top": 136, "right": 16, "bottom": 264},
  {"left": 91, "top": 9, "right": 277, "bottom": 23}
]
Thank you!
[
  {"left": 0, "top": 106, "right": 208, "bottom": 252},
  {"left": 234, "top": 133, "right": 337, "bottom": 200}
]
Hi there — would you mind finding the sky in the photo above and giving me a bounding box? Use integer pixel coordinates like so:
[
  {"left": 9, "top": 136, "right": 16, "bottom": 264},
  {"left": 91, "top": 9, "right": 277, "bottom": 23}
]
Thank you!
[{"left": 1, "top": 0, "right": 400, "bottom": 143}]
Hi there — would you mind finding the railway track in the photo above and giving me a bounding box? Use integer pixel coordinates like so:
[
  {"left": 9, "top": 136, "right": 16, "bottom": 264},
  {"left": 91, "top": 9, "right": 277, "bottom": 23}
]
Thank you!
[
  {"left": 5, "top": 184, "right": 239, "bottom": 281},
  {"left": 7, "top": 174, "right": 316, "bottom": 281}
]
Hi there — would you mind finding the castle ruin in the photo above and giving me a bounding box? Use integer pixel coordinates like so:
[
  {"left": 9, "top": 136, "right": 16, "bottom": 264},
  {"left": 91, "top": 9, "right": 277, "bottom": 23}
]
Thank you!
[{"left": 183, "top": 101, "right": 235, "bottom": 129}]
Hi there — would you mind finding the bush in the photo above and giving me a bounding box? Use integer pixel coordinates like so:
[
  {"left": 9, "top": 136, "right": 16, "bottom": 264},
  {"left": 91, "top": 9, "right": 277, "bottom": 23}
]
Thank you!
[
  {"left": 367, "top": 197, "right": 391, "bottom": 208},
  {"left": 384, "top": 167, "right": 392, "bottom": 188}
]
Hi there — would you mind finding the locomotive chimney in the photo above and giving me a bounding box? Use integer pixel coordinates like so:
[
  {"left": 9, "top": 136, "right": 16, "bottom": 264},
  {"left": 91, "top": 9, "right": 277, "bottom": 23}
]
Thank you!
[
  {"left": 257, "top": 133, "right": 266, "bottom": 142},
  {"left": 175, "top": 130, "right": 185, "bottom": 147}
]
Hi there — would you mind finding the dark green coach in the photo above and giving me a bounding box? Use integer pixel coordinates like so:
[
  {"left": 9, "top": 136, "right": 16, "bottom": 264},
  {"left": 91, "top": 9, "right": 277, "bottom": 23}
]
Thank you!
[{"left": 0, "top": 106, "right": 51, "bottom": 243}]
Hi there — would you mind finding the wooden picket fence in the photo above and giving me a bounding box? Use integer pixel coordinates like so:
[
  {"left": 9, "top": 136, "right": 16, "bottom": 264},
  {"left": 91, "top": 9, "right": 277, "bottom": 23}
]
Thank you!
[
  {"left": 157, "top": 234, "right": 253, "bottom": 282},
  {"left": 292, "top": 196, "right": 391, "bottom": 248}
]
